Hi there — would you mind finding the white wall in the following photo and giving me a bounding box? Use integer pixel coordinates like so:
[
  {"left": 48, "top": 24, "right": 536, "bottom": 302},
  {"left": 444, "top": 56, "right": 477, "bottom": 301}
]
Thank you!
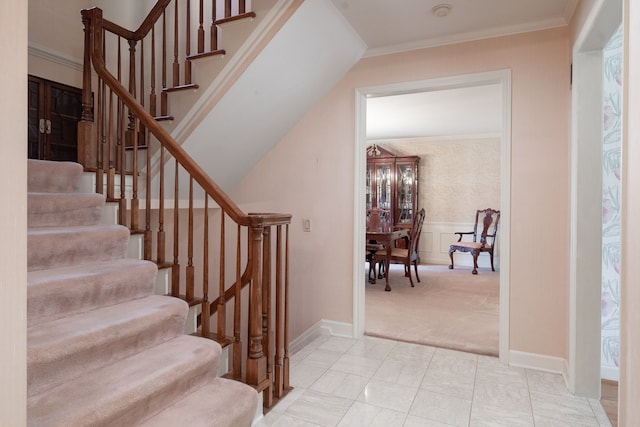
[
  {"left": 232, "top": 27, "right": 572, "bottom": 360},
  {"left": 0, "top": 0, "right": 28, "bottom": 425},
  {"left": 620, "top": 0, "right": 640, "bottom": 422}
]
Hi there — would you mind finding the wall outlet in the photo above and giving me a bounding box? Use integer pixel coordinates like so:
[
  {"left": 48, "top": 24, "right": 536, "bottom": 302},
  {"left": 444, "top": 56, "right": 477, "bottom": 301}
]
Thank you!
[{"left": 302, "top": 218, "right": 311, "bottom": 232}]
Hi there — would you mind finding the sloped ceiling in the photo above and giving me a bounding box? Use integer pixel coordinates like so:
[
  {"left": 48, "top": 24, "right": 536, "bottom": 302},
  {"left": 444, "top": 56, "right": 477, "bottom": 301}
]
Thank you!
[{"left": 181, "top": 0, "right": 366, "bottom": 191}]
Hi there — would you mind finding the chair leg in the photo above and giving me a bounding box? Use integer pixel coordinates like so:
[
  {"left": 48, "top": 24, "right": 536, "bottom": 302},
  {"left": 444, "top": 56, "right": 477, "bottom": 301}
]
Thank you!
[
  {"left": 407, "top": 262, "right": 414, "bottom": 287},
  {"left": 448, "top": 247, "right": 455, "bottom": 270},
  {"left": 472, "top": 250, "right": 479, "bottom": 275},
  {"left": 413, "top": 261, "right": 420, "bottom": 283},
  {"left": 489, "top": 250, "right": 495, "bottom": 271},
  {"left": 378, "top": 260, "right": 386, "bottom": 279}
]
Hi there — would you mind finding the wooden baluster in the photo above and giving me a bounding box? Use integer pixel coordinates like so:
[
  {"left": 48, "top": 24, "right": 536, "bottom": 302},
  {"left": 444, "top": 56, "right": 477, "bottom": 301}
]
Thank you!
[
  {"left": 233, "top": 224, "right": 242, "bottom": 379},
  {"left": 150, "top": 25, "right": 157, "bottom": 117},
  {"left": 130, "top": 117, "right": 139, "bottom": 230},
  {"left": 127, "top": 39, "right": 137, "bottom": 134},
  {"left": 144, "top": 131, "right": 152, "bottom": 260},
  {"left": 225, "top": 0, "right": 231, "bottom": 18},
  {"left": 96, "top": 76, "right": 104, "bottom": 194},
  {"left": 116, "top": 38, "right": 122, "bottom": 162},
  {"left": 173, "top": 0, "right": 180, "bottom": 87},
  {"left": 283, "top": 223, "right": 290, "bottom": 390},
  {"left": 210, "top": 0, "right": 218, "bottom": 51},
  {"left": 117, "top": 41, "right": 127, "bottom": 225},
  {"left": 246, "top": 224, "right": 266, "bottom": 387},
  {"left": 106, "top": 85, "right": 115, "bottom": 200},
  {"left": 127, "top": 26, "right": 139, "bottom": 230},
  {"left": 262, "top": 226, "right": 273, "bottom": 408},
  {"left": 201, "top": 195, "right": 210, "bottom": 338},
  {"left": 139, "top": 39, "right": 146, "bottom": 148},
  {"left": 239, "top": 0, "right": 246, "bottom": 14},
  {"left": 197, "top": 0, "right": 204, "bottom": 53},
  {"left": 217, "top": 211, "right": 226, "bottom": 341},
  {"left": 185, "top": 0, "right": 192, "bottom": 84},
  {"left": 157, "top": 146, "right": 166, "bottom": 264},
  {"left": 274, "top": 224, "right": 284, "bottom": 397},
  {"left": 171, "top": 160, "right": 180, "bottom": 297},
  {"left": 161, "top": 11, "right": 168, "bottom": 116},
  {"left": 118, "top": 98, "right": 126, "bottom": 226},
  {"left": 186, "top": 176, "right": 195, "bottom": 302}
]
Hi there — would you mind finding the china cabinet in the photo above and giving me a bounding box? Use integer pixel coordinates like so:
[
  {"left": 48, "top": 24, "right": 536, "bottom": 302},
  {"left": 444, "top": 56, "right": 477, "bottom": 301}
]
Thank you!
[{"left": 366, "top": 145, "right": 420, "bottom": 229}]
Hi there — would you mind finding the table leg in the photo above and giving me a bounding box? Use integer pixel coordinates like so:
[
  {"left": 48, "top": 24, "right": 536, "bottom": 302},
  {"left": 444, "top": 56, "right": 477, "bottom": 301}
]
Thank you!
[{"left": 384, "top": 243, "right": 392, "bottom": 291}]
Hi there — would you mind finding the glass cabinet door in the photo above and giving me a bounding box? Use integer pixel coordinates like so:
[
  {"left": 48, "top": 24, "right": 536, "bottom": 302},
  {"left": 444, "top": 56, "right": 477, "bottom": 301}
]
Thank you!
[
  {"left": 366, "top": 164, "right": 373, "bottom": 210},
  {"left": 396, "top": 162, "right": 417, "bottom": 225},
  {"left": 376, "top": 164, "right": 392, "bottom": 211}
]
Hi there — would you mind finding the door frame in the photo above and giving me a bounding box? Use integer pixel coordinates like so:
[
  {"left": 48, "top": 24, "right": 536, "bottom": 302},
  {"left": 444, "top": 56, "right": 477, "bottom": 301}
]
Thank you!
[
  {"left": 569, "top": 0, "right": 622, "bottom": 397},
  {"left": 352, "top": 69, "right": 512, "bottom": 362}
]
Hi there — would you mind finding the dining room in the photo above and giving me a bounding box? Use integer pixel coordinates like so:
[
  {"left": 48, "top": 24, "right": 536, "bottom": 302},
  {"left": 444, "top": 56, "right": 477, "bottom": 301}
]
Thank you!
[{"left": 361, "top": 81, "right": 504, "bottom": 357}]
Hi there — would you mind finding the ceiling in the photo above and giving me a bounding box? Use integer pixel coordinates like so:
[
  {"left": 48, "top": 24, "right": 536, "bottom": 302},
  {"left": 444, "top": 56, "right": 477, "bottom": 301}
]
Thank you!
[{"left": 330, "top": 0, "right": 579, "bottom": 140}]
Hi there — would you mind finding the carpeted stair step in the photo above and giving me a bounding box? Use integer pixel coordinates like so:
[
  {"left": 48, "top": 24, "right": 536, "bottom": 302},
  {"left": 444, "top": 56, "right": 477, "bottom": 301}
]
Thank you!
[
  {"left": 28, "top": 191, "right": 106, "bottom": 227},
  {"left": 138, "top": 377, "right": 258, "bottom": 427},
  {"left": 27, "top": 224, "right": 130, "bottom": 271},
  {"left": 28, "top": 159, "right": 84, "bottom": 193},
  {"left": 28, "top": 295, "right": 189, "bottom": 398},
  {"left": 28, "top": 258, "right": 158, "bottom": 326},
  {"left": 27, "top": 335, "right": 221, "bottom": 427}
]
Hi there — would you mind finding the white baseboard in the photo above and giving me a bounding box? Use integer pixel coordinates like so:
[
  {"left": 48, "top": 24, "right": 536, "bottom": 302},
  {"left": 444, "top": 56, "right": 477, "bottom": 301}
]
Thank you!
[
  {"left": 509, "top": 350, "right": 569, "bottom": 387},
  {"left": 289, "top": 319, "right": 354, "bottom": 354}
]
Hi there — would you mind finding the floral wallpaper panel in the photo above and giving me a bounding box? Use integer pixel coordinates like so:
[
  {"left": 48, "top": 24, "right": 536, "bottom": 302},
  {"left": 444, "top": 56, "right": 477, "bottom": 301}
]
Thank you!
[{"left": 601, "top": 25, "right": 622, "bottom": 374}]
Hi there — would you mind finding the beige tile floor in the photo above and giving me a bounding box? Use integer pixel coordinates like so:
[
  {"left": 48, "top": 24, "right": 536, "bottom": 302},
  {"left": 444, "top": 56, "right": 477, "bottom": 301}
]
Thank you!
[{"left": 255, "top": 335, "right": 612, "bottom": 427}]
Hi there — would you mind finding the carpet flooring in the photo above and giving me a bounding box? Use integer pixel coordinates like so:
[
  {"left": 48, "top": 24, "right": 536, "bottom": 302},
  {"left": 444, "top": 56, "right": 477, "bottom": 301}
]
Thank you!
[{"left": 365, "top": 263, "right": 499, "bottom": 356}]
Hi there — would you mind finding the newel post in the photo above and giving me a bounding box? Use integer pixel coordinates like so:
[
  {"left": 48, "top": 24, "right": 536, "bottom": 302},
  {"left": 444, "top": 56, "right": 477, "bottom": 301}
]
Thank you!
[
  {"left": 246, "top": 222, "right": 267, "bottom": 388},
  {"left": 78, "top": 9, "right": 99, "bottom": 169}
]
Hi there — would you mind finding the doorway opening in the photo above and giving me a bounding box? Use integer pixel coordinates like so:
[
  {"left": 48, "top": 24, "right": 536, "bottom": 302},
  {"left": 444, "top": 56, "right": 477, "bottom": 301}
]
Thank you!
[{"left": 352, "top": 70, "right": 512, "bottom": 362}]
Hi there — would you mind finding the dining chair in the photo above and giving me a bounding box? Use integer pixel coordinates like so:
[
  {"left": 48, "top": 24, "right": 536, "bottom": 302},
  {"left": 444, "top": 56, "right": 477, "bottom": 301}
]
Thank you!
[
  {"left": 448, "top": 208, "right": 500, "bottom": 274},
  {"left": 372, "top": 208, "right": 426, "bottom": 287}
]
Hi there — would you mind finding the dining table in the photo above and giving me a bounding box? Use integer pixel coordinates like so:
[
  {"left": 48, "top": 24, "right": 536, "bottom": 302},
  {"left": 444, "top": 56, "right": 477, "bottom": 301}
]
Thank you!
[{"left": 366, "top": 224, "right": 409, "bottom": 291}]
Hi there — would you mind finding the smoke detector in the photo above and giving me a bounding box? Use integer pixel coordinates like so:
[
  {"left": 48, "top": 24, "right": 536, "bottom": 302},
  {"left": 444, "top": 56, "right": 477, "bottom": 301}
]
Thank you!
[{"left": 432, "top": 4, "right": 452, "bottom": 18}]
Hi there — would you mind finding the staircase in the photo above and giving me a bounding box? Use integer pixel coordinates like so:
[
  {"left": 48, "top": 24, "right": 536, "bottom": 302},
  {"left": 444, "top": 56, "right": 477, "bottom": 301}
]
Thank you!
[{"left": 26, "top": 159, "right": 258, "bottom": 426}]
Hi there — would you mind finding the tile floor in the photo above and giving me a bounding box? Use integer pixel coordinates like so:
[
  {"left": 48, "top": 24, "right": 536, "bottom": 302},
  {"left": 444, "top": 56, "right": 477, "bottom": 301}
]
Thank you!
[{"left": 255, "top": 335, "right": 612, "bottom": 427}]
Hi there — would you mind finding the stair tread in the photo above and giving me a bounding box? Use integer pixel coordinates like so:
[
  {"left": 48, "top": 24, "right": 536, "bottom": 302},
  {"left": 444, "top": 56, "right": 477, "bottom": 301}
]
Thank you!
[
  {"left": 28, "top": 295, "right": 186, "bottom": 355},
  {"left": 28, "top": 335, "right": 221, "bottom": 427},
  {"left": 139, "top": 377, "right": 258, "bottom": 427},
  {"left": 28, "top": 295, "right": 189, "bottom": 398},
  {"left": 28, "top": 159, "right": 84, "bottom": 193},
  {"left": 28, "top": 224, "right": 130, "bottom": 271},
  {"left": 28, "top": 191, "right": 106, "bottom": 227},
  {"left": 28, "top": 258, "right": 158, "bottom": 326}
]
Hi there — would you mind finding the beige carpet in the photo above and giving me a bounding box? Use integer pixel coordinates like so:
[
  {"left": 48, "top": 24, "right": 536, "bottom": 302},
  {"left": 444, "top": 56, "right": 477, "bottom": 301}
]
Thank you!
[{"left": 365, "top": 263, "right": 499, "bottom": 356}]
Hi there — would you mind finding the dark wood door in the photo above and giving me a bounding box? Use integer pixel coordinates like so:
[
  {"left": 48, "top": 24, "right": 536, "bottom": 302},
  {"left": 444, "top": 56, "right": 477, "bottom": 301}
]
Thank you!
[{"left": 28, "top": 76, "right": 82, "bottom": 162}]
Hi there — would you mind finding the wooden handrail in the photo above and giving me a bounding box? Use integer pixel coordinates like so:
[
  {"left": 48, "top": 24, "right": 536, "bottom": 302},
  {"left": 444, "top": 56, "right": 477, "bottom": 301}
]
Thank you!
[
  {"left": 79, "top": 1, "right": 292, "bottom": 408},
  {"left": 85, "top": 6, "right": 262, "bottom": 227}
]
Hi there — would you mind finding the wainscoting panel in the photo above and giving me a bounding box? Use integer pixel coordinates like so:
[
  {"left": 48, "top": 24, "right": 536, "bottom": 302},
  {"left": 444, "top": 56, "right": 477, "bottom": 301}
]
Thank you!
[{"left": 419, "top": 222, "right": 500, "bottom": 270}]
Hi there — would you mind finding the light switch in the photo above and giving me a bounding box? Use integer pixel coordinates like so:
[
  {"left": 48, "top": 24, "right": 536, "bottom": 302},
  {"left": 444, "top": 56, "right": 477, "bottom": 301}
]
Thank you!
[{"left": 302, "top": 218, "right": 311, "bottom": 232}]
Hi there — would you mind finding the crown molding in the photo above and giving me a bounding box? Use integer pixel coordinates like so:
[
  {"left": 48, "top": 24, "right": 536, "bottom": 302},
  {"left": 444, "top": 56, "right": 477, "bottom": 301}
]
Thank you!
[
  {"left": 28, "top": 42, "right": 83, "bottom": 72},
  {"left": 363, "top": 17, "right": 570, "bottom": 58}
]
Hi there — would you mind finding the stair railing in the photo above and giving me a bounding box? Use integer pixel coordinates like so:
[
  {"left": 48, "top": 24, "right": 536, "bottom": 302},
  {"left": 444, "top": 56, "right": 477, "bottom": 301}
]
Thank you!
[{"left": 79, "top": 2, "right": 291, "bottom": 408}]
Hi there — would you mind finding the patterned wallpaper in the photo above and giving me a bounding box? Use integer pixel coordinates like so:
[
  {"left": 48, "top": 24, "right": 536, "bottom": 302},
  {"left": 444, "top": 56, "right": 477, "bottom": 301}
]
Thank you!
[
  {"left": 378, "top": 137, "right": 501, "bottom": 223},
  {"left": 601, "top": 26, "right": 622, "bottom": 375}
]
